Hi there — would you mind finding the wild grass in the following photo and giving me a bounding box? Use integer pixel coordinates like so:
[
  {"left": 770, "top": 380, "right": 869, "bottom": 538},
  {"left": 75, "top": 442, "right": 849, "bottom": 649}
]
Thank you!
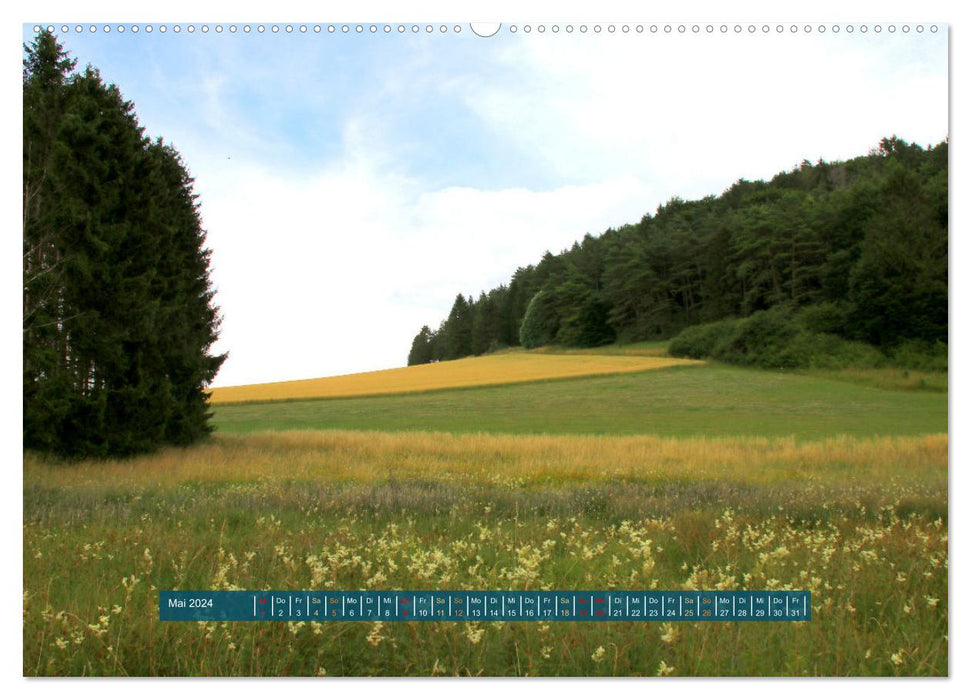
[
  {"left": 24, "top": 431, "right": 947, "bottom": 490},
  {"left": 529, "top": 341, "right": 671, "bottom": 357},
  {"left": 799, "top": 367, "right": 947, "bottom": 393},
  {"left": 24, "top": 431, "right": 947, "bottom": 676},
  {"left": 209, "top": 353, "right": 700, "bottom": 405}
]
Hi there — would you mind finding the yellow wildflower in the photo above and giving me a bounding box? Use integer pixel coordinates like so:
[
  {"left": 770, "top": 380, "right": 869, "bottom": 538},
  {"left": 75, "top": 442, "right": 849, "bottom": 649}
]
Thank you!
[
  {"left": 366, "top": 621, "right": 386, "bottom": 648},
  {"left": 464, "top": 622, "right": 484, "bottom": 645},
  {"left": 656, "top": 660, "right": 675, "bottom": 676}
]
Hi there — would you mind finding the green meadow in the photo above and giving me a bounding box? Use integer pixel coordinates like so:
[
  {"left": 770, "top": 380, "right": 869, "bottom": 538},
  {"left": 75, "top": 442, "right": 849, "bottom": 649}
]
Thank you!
[
  {"left": 24, "top": 355, "right": 948, "bottom": 677},
  {"left": 213, "top": 363, "right": 946, "bottom": 440}
]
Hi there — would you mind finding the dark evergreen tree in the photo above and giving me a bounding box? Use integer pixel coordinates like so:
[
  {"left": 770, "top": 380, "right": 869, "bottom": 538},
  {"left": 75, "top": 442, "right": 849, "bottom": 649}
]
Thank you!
[
  {"left": 848, "top": 161, "right": 948, "bottom": 346},
  {"left": 407, "top": 325, "right": 434, "bottom": 365},
  {"left": 143, "top": 140, "right": 226, "bottom": 445},
  {"left": 470, "top": 292, "right": 494, "bottom": 355},
  {"left": 23, "top": 31, "right": 226, "bottom": 457},
  {"left": 574, "top": 295, "right": 616, "bottom": 347},
  {"left": 443, "top": 294, "right": 473, "bottom": 360},
  {"left": 429, "top": 320, "right": 448, "bottom": 362},
  {"left": 486, "top": 285, "right": 514, "bottom": 349},
  {"left": 23, "top": 31, "right": 78, "bottom": 451},
  {"left": 506, "top": 268, "right": 537, "bottom": 344}
]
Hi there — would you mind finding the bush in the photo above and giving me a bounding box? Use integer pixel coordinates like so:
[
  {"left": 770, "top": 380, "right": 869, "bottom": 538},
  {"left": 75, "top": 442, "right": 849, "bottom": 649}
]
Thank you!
[
  {"left": 797, "top": 302, "right": 852, "bottom": 335},
  {"left": 668, "top": 318, "right": 738, "bottom": 359},
  {"left": 668, "top": 306, "right": 890, "bottom": 370},
  {"left": 716, "top": 307, "right": 802, "bottom": 368},
  {"left": 890, "top": 339, "right": 948, "bottom": 372},
  {"left": 784, "top": 331, "right": 886, "bottom": 369}
]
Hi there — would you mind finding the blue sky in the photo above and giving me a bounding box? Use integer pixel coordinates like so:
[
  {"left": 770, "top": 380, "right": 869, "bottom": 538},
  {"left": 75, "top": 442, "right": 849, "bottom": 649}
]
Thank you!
[{"left": 20, "top": 20, "right": 949, "bottom": 386}]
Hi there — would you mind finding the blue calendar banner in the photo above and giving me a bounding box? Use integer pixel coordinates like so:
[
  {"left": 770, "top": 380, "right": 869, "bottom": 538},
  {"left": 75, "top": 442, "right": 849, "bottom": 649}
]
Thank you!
[{"left": 160, "top": 590, "right": 810, "bottom": 622}]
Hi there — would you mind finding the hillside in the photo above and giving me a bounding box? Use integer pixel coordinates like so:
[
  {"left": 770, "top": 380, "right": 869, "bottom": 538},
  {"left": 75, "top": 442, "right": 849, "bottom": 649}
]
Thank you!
[
  {"left": 208, "top": 351, "right": 700, "bottom": 404},
  {"left": 212, "top": 362, "right": 946, "bottom": 439},
  {"left": 409, "top": 137, "right": 947, "bottom": 368}
]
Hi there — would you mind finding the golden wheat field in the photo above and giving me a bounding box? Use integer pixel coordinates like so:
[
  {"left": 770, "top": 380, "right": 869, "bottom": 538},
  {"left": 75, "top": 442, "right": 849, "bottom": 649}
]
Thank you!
[{"left": 208, "top": 353, "right": 702, "bottom": 404}]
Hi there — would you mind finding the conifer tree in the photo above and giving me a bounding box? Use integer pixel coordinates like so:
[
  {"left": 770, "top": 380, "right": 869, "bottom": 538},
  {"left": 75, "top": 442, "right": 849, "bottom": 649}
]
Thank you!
[
  {"left": 407, "top": 325, "right": 434, "bottom": 365},
  {"left": 443, "top": 294, "right": 473, "bottom": 360},
  {"left": 23, "top": 31, "right": 226, "bottom": 457}
]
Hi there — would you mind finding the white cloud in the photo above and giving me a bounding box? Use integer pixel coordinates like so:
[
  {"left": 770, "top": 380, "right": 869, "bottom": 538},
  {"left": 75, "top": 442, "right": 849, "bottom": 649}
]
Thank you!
[
  {"left": 201, "top": 145, "right": 656, "bottom": 386},
  {"left": 463, "top": 32, "right": 948, "bottom": 199}
]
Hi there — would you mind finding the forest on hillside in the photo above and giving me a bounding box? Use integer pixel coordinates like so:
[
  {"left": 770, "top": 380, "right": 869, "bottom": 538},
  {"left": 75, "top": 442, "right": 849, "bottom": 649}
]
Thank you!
[{"left": 408, "top": 137, "right": 947, "bottom": 369}]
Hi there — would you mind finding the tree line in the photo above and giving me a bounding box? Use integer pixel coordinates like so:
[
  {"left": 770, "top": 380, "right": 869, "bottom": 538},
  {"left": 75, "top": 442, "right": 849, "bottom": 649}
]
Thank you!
[
  {"left": 409, "top": 136, "right": 947, "bottom": 366},
  {"left": 23, "top": 31, "right": 226, "bottom": 457}
]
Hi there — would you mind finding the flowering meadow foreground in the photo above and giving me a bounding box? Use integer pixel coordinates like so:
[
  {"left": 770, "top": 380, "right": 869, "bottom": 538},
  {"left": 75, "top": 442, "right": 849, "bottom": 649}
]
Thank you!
[{"left": 24, "top": 430, "right": 947, "bottom": 676}]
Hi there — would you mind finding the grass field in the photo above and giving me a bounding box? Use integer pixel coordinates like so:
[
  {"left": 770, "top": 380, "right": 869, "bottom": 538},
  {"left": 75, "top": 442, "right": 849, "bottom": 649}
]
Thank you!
[
  {"left": 213, "top": 363, "right": 947, "bottom": 439},
  {"left": 24, "top": 350, "right": 948, "bottom": 677}
]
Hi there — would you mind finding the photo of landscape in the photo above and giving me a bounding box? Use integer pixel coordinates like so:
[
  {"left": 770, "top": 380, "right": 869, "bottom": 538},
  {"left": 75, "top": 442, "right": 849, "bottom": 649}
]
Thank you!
[{"left": 22, "top": 19, "right": 948, "bottom": 678}]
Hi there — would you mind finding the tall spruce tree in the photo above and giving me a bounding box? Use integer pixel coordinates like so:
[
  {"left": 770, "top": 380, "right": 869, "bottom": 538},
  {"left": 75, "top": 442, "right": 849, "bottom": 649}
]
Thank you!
[
  {"left": 443, "top": 294, "right": 473, "bottom": 360},
  {"left": 23, "top": 31, "right": 226, "bottom": 457}
]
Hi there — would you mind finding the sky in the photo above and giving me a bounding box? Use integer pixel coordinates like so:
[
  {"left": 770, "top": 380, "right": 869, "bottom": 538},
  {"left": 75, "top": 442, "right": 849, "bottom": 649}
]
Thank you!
[{"left": 19, "top": 18, "right": 949, "bottom": 388}]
